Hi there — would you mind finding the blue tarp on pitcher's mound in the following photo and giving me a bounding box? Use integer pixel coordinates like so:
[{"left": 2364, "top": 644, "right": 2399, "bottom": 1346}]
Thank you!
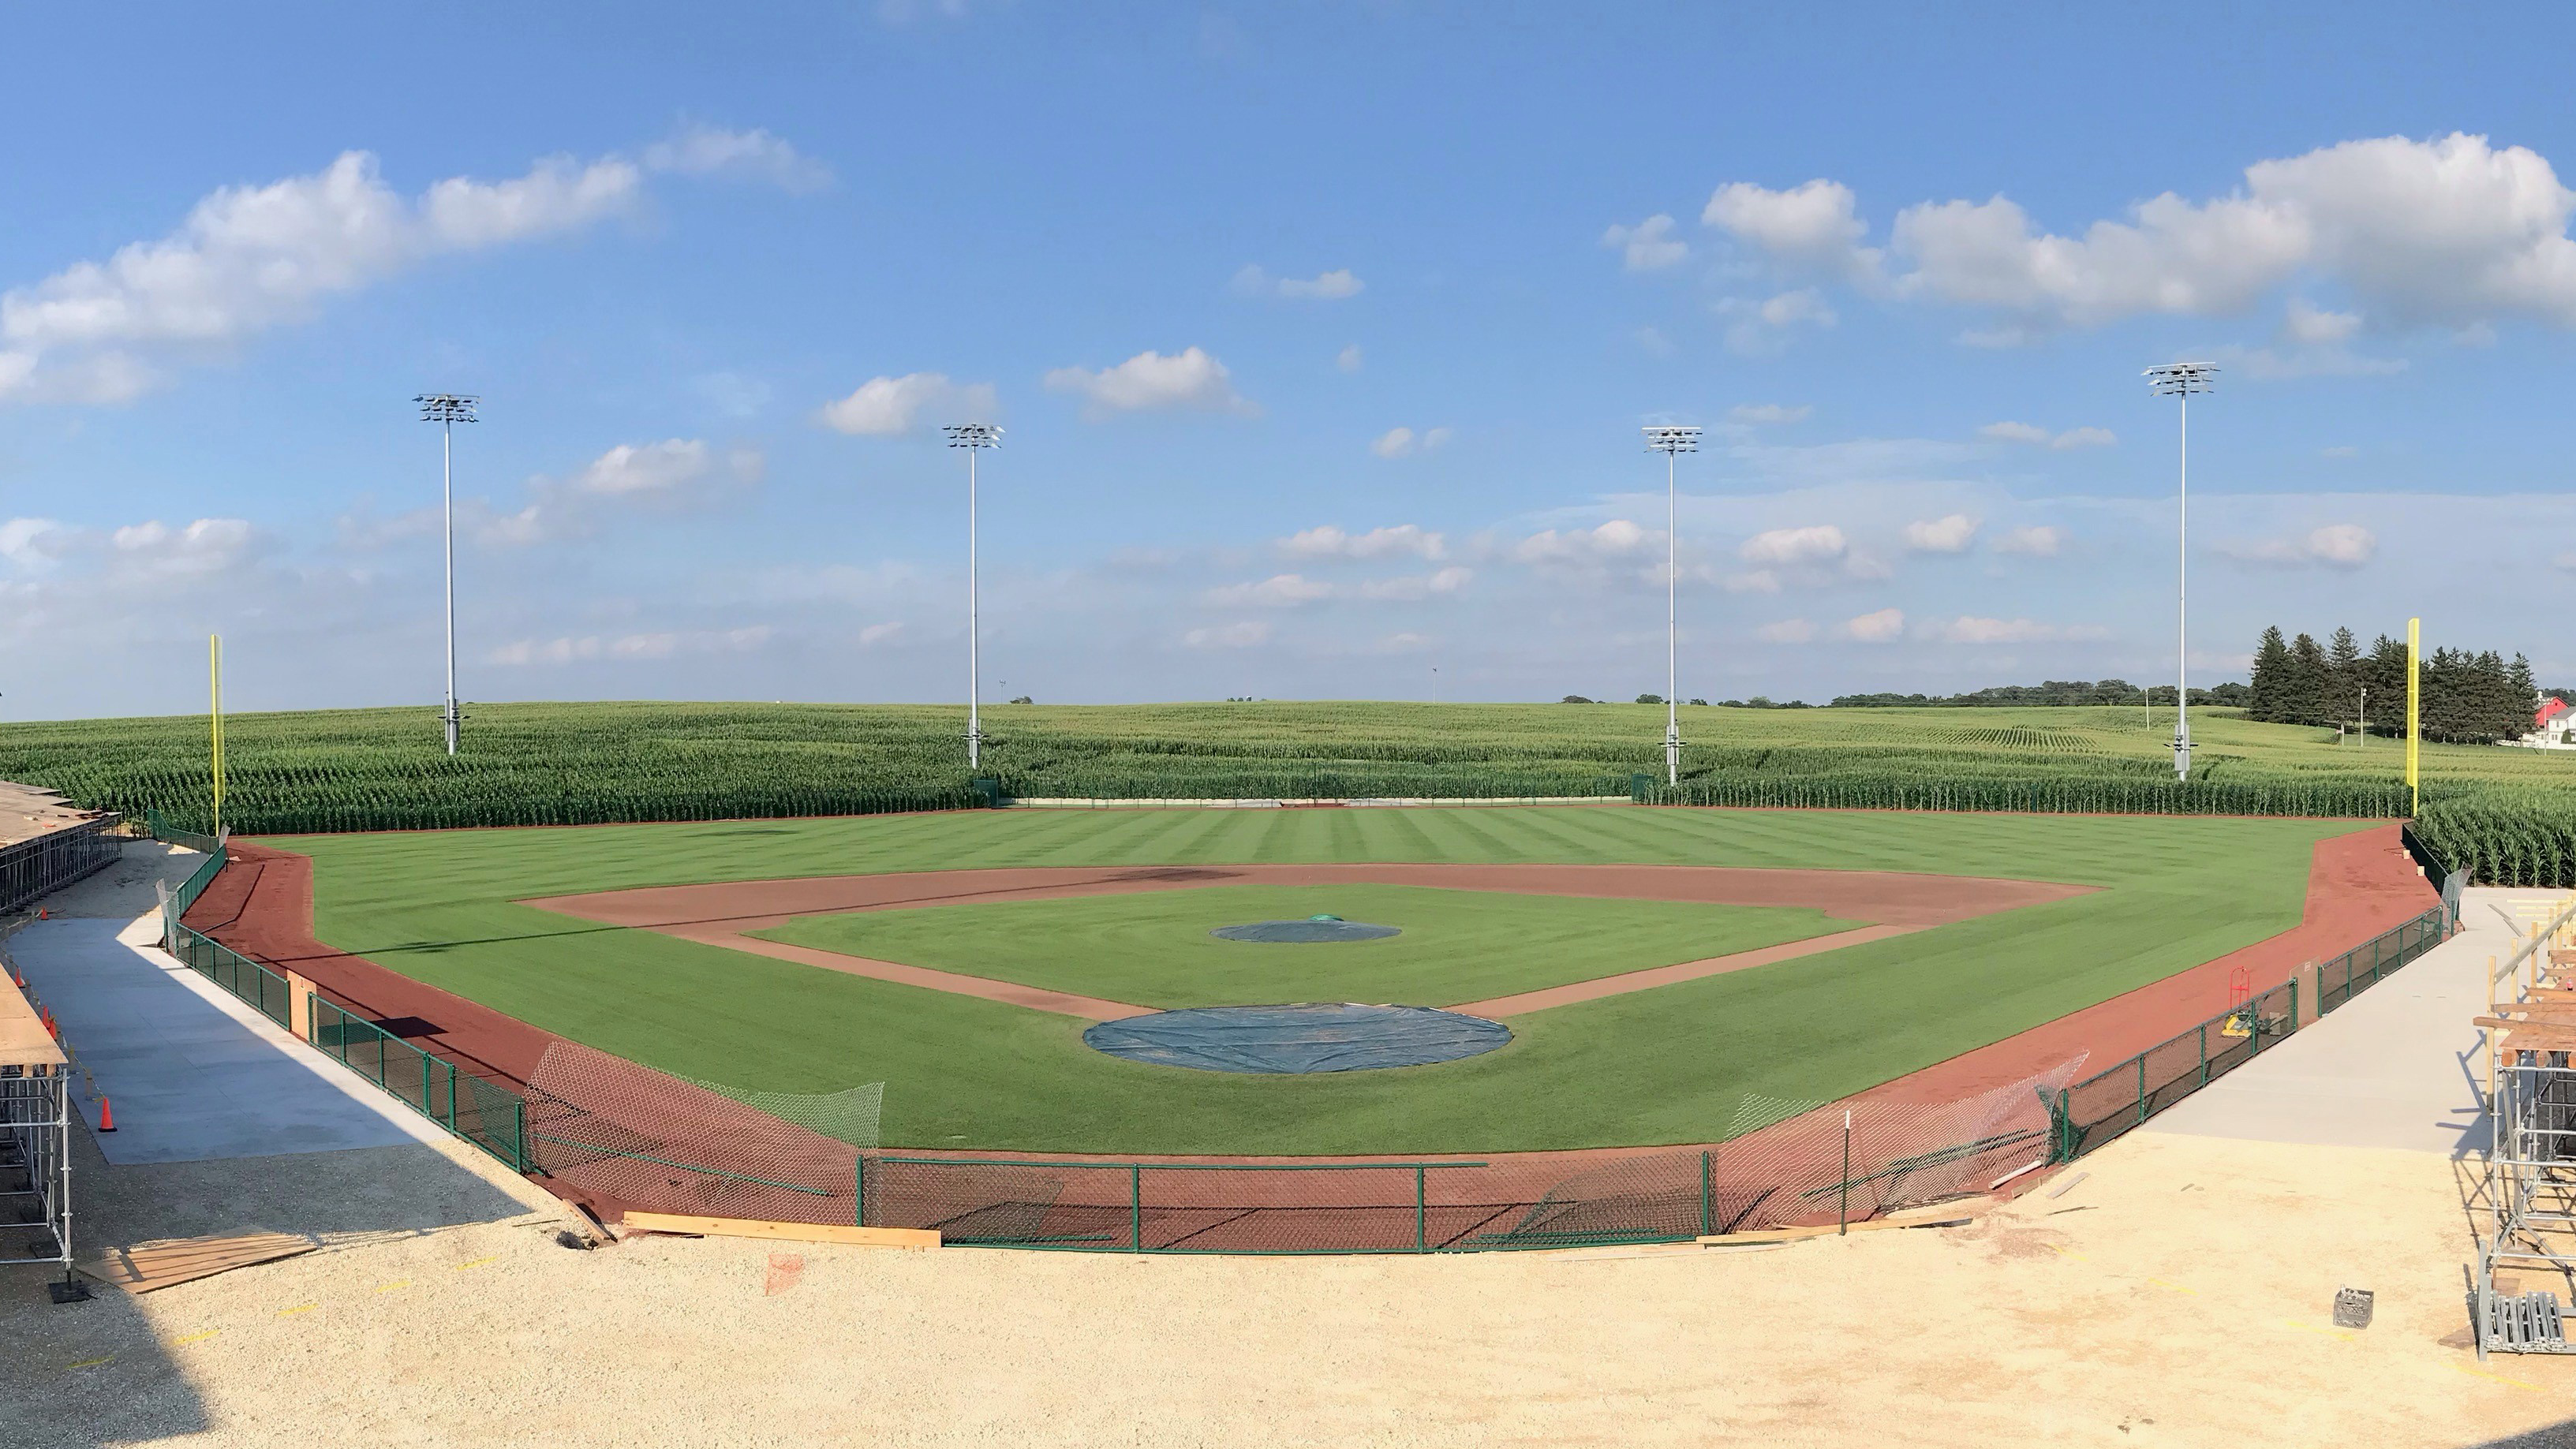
[{"left": 1083, "top": 1003, "right": 1510, "bottom": 1074}]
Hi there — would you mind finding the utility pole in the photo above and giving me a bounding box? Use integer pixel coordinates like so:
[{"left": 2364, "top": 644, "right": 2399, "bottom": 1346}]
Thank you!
[
  {"left": 1642, "top": 425, "right": 1702, "bottom": 786},
  {"left": 2144, "top": 364, "right": 2215, "bottom": 782},
  {"left": 943, "top": 424, "right": 1002, "bottom": 770},
  {"left": 415, "top": 394, "right": 478, "bottom": 755}
]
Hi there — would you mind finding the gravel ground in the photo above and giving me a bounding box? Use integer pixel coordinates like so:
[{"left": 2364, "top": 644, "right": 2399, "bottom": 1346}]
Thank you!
[{"left": 3, "top": 1127, "right": 2572, "bottom": 1448}]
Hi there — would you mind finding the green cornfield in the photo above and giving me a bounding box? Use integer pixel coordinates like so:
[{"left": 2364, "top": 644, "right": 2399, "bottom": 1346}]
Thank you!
[{"left": 3, "top": 698, "right": 2574, "bottom": 880}]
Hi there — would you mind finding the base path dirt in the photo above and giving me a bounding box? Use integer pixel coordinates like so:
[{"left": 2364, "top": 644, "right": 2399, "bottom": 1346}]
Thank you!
[{"left": 524, "top": 862, "right": 2094, "bottom": 1021}]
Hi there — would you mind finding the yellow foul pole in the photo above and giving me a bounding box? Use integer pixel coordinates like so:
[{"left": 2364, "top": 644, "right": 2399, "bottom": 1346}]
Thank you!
[
  {"left": 2405, "top": 617, "right": 2420, "bottom": 816},
  {"left": 210, "top": 633, "right": 225, "bottom": 838}
]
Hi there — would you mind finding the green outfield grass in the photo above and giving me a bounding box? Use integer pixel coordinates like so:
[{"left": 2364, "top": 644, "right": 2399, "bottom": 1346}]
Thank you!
[
  {"left": 750, "top": 883, "right": 1855, "bottom": 1010},
  {"left": 273, "top": 805, "right": 2384, "bottom": 1154}
]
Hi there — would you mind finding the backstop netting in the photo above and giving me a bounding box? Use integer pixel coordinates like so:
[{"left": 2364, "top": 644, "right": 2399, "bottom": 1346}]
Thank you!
[{"left": 524, "top": 1040, "right": 874, "bottom": 1222}]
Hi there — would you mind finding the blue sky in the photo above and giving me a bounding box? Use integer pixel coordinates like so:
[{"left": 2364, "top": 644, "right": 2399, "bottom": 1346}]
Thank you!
[{"left": 6, "top": 2, "right": 2576, "bottom": 719}]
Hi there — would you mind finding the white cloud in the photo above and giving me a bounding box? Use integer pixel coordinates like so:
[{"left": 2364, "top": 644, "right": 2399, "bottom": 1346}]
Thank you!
[
  {"left": 2321, "top": 445, "right": 2361, "bottom": 459},
  {"left": 857, "top": 622, "right": 905, "bottom": 647},
  {"left": 1513, "top": 519, "right": 1653, "bottom": 564},
  {"left": 0, "top": 150, "right": 643, "bottom": 401},
  {"left": 1868, "top": 133, "right": 2576, "bottom": 334},
  {"left": 1183, "top": 621, "right": 1272, "bottom": 649},
  {"left": 0, "top": 133, "right": 815, "bottom": 405},
  {"left": 2218, "top": 523, "right": 2378, "bottom": 569},
  {"left": 487, "top": 626, "right": 773, "bottom": 667},
  {"left": 2283, "top": 296, "right": 2362, "bottom": 344},
  {"left": 477, "top": 439, "right": 759, "bottom": 547},
  {"left": 1376, "top": 632, "right": 1434, "bottom": 653},
  {"left": 1602, "top": 214, "right": 1688, "bottom": 271},
  {"left": 0, "top": 518, "right": 73, "bottom": 569},
  {"left": 641, "top": 124, "right": 832, "bottom": 192},
  {"left": 1719, "top": 289, "right": 1837, "bottom": 354},
  {"left": 1703, "top": 180, "right": 1880, "bottom": 280},
  {"left": 110, "top": 517, "right": 257, "bottom": 579},
  {"left": 1043, "top": 347, "right": 1254, "bottom": 417},
  {"left": 1923, "top": 616, "right": 2108, "bottom": 644},
  {"left": 1232, "top": 265, "right": 1364, "bottom": 301},
  {"left": 1993, "top": 525, "right": 2066, "bottom": 557},
  {"left": 1280, "top": 524, "right": 1446, "bottom": 561},
  {"left": 1901, "top": 513, "right": 1979, "bottom": 553},
  {"left": 1739, "top": 524, "right": 1847, "bottom": 566},
  {"left": 1370, "top": 425, "right": 1452, "bottom": 458},
  {"left": 1980, "top": 421, "right": 2117, "bottom": 449},
  {"left": 816, "top": 372, "right": 1000, "bottom": 436},
  {"left": 1845, "top": 607, "right": 1905, "bottom": 643},
  {"left": 1728, "top": 403, "right": 1811, "bottom": 425},
  {"left": 1755, "top": 618, "right": 1815, "bottom": 644},
  {"left": 1203, "top": 566, "right": 1471, "bottom": 608},
  {"left": 1355, "top": 566, "right": 1472, "bottom": 600},
  {"left": 1724, "top": 570, "right": 1782, "bottom": 594},
  {"left": 1202, "top": 573, "right": 1335, "bottom": 608},
  {"left": 1337, "top": 344, "right": 1364, "bottom": 372}
]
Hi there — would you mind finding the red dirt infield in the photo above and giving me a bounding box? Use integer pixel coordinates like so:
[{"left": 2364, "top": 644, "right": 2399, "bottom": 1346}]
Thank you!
[{"left": 184, "top": 821, "right": 2438, "bottom": 1224}]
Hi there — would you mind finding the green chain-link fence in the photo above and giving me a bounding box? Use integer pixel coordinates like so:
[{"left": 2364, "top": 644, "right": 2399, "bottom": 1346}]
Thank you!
[{"left": 2045, "top": 902, "right": 2454, "bottom": 1160}]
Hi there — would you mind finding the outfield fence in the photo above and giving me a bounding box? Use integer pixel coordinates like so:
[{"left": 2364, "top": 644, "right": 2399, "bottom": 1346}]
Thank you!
[{"left": 140, "top": 820, "right": 2466, "bottom": 1251}]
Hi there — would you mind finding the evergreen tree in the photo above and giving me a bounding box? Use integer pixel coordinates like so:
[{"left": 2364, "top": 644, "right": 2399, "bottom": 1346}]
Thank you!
[
  {"left": 2365, "top": 634, "right": 2407, "bottom": 733},
  {"left": 2249, "top": 626, "right": 2292, "bottom": 722},
  {"left": 2288, "top": 633, "right": 2331, "bottom": 726},
  {"left": 2327, "top": 627, "right": 2362, "bottom": 727},
  {"left": 2511, "top": 654, "right": 2540, "bottom": 737}
]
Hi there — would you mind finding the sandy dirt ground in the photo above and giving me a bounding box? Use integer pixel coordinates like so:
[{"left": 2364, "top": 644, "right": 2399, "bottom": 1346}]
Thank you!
[{"left": 2, "top": 1124, "right": 2569, "bottom": 1447}]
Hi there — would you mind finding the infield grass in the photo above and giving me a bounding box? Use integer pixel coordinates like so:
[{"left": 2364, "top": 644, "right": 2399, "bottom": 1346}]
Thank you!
[
  {"left": 750, "top": 883, "right": 1856, "bottom": 1010},
  {"left": 279, "top": 805, "right": 2376, "bottom": 1154}
]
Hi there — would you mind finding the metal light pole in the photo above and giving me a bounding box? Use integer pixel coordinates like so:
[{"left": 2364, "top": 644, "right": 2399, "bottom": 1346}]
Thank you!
[
  {"left": 1643, "top": 425, "right": 1701, "bottom": 786},
  {"left": 415, "top": 394, "right": 478, "bottom": 755},
  {"left": 944, "top": 424, "right": 1002, "bottom": 770},
  {"left": 2144, "top": 364, "right": 2215, "bottom": 782}
]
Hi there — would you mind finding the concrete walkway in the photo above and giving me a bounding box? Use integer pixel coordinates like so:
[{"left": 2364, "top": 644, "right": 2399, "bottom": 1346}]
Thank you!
[
  {"left": 2143, "top": 886, "right": 2555, "bottom": 1157},
  {"left": 2, "top": 909, "right": 446, "bottom": 1165}
]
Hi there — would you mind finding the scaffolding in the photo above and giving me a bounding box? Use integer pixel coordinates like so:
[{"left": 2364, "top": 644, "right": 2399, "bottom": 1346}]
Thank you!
[
  {"left": 2473, "top": 891, "right": 2576, "bottom": 1357},
  {"left": 0, "top": 945, "right": 80, "bottom": 1303}
]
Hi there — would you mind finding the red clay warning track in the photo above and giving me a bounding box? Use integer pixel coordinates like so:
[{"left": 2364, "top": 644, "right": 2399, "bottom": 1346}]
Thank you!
[{"left": 524, "top": 863, "right": 2092, "bottom": 1021}]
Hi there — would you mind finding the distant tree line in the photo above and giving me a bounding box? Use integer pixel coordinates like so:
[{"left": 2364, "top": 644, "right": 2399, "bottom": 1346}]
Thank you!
[
  {"left": 1830, "top": 679, "right": 2250, "bottom": 709},
  {"left": 2247, "top": 626, "right": 2535, "bottom": 744}
]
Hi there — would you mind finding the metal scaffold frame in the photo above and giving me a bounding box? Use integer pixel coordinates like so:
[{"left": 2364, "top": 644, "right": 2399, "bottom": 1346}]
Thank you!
[{"left": 2474, "top": 892, "right": 2576, "bottom": 1357}]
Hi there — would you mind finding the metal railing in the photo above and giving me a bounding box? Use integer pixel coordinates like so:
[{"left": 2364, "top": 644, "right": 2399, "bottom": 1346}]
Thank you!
[
  {"left": 309, "top": 999, "right": 529, "bottom": 1171},
  {"left": 0, "top": 815, "right": 124, "bottom": 916}
]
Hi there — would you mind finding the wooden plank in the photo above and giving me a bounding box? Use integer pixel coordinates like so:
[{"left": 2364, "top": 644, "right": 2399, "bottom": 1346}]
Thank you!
[
  {"left": 1695, "top": 1213, "right": 1976, "bottom": 1247},
  {"left": 78, "top": 1232, "right": 316, "bottom": 1293},
  {"left": 621, "top": 1212, "right": 938, "bottom": 1250}
]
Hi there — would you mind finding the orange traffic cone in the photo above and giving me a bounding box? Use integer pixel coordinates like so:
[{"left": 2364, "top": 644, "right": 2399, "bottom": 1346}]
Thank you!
[
  {"left": 36, "top": 908, "right": 45, "bottom": 920},
  {"left": 96, "top": 1098, "right": 114, "bottom": 1133}
]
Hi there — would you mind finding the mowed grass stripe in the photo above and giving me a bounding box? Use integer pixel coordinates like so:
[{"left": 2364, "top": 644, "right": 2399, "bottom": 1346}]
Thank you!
[
  {"left": 279, "top": 808, "right": 2359, "bottom": 1153},
  {"left": 751, "top": 883, "right": 1854, "bottom": 1010}
]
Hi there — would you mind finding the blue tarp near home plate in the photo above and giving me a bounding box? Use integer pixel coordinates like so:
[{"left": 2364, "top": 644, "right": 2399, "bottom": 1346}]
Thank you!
[{"left": 1083, "top": 1003, "right": 1509, "bottom": 1074}]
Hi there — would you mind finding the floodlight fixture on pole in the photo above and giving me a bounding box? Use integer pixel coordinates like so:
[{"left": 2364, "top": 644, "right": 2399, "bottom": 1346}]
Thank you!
[
  {"left": 2144, "top": 363, "right": 2215, "bottom": 782},
  {"left": 944, "top": 423, "right": 1003, "bottom": 771},
  {"left": 1643, "top": 425, "right": 1701, "bottom": 787},
  {"left": 415, "top": 393, "right": 478, "bottom": 756}
]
